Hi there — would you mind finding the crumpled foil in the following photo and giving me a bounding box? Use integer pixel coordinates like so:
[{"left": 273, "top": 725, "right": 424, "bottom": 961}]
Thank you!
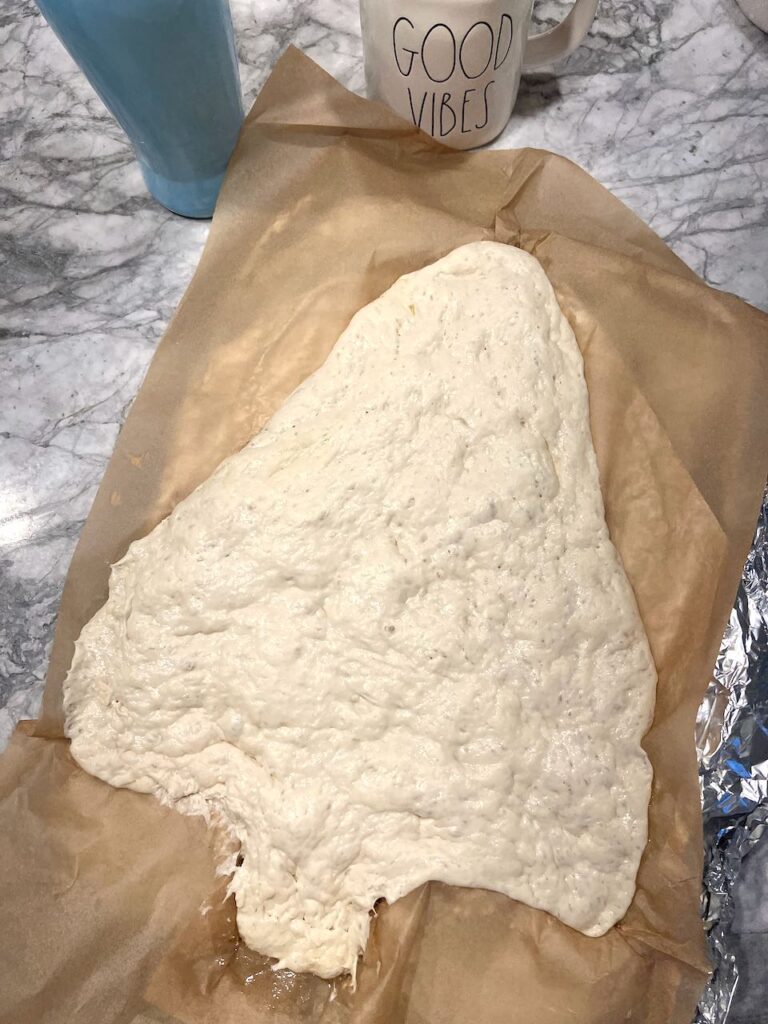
[{"left": 695, "top": 487, "right": 768, "bottom": 1023}]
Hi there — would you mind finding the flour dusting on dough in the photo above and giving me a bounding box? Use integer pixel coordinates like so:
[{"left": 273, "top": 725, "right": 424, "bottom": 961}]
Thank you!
[{"left": 64, "top": 243, "right": 656, "bottom": 979}]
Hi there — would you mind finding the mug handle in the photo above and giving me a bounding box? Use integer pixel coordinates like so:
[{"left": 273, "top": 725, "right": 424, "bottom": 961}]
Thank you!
[{"left": 523, "top": 0, "right": 599, "bottom": 70}]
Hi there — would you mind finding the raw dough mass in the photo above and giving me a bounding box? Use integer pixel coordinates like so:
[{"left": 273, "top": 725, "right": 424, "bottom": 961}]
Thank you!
[{"left": 64, "top": 243, "right": 656, "bottom": 979}]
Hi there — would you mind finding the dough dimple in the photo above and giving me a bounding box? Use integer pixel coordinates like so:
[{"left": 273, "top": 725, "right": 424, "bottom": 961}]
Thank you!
[{"left": 64, "top": 242, "right": 656, "bottom": 979}]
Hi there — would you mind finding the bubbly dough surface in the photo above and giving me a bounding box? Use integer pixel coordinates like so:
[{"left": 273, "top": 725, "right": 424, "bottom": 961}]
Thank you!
[{"left": 65, "top": 242, "right": 656, "bottom": 979}]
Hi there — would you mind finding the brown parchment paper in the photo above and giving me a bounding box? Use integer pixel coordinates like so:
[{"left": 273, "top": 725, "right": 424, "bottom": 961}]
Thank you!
[{"left": 2, "top": 47, "right": 768, "bottom": 1024}]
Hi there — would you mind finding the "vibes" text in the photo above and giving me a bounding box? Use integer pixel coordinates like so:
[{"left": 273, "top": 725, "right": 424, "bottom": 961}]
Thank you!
[{"left": 392, "top": 14, "right": 515, "bottom": 137}]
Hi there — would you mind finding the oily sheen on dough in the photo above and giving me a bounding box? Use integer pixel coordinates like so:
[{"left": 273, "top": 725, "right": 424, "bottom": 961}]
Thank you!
[{"left": 64, "top": 242, "right": 656, "bottom": 980}]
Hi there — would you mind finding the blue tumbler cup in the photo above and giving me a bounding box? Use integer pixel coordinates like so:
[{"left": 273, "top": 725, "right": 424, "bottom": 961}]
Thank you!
[{"left": 35, "top": 0, "right": 244, "bottom": 218}]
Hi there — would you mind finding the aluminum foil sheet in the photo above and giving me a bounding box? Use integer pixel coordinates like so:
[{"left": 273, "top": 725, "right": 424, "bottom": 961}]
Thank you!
[{"left": 695, "top": 487, "right": 768, "bottom": 1024}]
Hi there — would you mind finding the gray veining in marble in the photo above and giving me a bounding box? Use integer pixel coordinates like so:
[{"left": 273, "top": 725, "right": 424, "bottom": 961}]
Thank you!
[{"left": 0, "top": 0, "right": 767, "bottom": 1016}]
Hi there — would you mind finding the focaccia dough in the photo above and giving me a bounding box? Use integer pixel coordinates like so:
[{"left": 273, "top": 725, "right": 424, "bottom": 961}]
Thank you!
[{"left": 64, "top": 242, "right": 656, "bottom": 979}]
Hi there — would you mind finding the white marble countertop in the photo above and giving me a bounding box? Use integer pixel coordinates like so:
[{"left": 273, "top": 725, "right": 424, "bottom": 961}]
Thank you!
[{"left": 1, "top": 0, "right": 766, "bottom": 1018}]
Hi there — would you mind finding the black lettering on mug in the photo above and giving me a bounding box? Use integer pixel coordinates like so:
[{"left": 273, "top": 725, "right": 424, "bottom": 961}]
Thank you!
[
  {"left": 494, "top": 14, "right": 513, "bottom": 69},
  {"left": 439, "top": 92, "right": 457, "bottom": 136},
  {"left": 393, "top": 16, "right": 417, "bottom": 76},
  {"left": 476, "top": 80, "right": 494, "bottom": 129},
  {"left": 421, "top": 22, "right": 457, "bottom": 83},
  {"left": 459, "top": 21, "right": 494, "bottom": 79},
  {"left": 407, "top": 86, "right": 428, "bottom": 127},
  {"left": 461, "top": 89, "right": 476, "bottom": 133}
]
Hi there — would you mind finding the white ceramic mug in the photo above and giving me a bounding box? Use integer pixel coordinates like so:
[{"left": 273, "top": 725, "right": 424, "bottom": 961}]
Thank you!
[{"left": 360, "top": 0, "right": 599, "bottom": 149}]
